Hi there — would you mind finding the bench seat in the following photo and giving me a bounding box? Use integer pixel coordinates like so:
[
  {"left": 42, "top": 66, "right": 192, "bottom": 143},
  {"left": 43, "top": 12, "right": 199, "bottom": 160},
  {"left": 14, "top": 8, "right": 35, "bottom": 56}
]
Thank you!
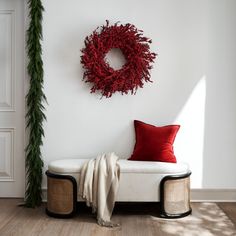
[
  {"left": 46, "top": 158, "right": 191, "bottom": 218},
  {"left": 48, "top": 159, "right": 189, "bottom": 202}
]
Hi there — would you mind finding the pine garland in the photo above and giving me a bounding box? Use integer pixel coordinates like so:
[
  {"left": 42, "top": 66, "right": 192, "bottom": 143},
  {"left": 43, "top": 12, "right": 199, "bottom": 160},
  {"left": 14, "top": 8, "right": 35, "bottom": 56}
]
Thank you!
[{"left": 25, "top": 0, "right": 46, "bottom": 207}]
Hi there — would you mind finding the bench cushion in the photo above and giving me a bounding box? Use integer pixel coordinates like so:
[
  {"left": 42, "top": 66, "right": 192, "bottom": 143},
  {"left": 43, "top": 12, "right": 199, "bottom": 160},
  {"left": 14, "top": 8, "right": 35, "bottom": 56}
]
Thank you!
[
  {"left": 48, "top": 159, "right": 189, "bottom": 174},
  {"left": 48, "top": 158, "right": 190, "bottom": 202}
]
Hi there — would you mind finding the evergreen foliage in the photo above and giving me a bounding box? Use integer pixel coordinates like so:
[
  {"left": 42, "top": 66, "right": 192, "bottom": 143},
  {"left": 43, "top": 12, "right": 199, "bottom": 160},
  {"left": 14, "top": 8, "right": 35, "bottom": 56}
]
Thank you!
[{"left": 25, "top": 0, "right": 46, "bottom": 207}]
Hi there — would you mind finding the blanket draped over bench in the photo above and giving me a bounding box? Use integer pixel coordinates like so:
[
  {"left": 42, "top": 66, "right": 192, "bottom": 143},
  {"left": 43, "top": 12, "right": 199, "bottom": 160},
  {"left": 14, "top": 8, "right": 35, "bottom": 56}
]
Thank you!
[{"left": 78, "top": 153, "right": 120, "bottom": 227}]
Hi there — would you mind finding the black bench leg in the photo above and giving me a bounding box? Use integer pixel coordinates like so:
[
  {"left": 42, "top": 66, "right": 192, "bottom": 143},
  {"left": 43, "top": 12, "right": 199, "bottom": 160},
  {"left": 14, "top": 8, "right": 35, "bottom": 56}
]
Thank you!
[
  {"left": 45, "top": 171, "right": 77, "bottom": 218},
  {"left": 159, "top": 172, "right": 192, "bottom": 218}
]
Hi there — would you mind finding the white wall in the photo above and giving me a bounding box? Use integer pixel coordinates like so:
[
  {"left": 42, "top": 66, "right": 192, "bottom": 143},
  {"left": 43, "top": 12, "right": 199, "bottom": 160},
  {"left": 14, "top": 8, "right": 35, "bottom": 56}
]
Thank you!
[{"left": 41, "top": 0, "right": 236, "bottom": 190}]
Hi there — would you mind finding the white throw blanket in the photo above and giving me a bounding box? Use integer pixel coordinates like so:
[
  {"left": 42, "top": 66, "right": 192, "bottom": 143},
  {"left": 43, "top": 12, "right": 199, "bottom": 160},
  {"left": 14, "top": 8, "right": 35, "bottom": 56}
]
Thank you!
[{"left": 78, "top": 153, "right": 120, "bottom": 227}]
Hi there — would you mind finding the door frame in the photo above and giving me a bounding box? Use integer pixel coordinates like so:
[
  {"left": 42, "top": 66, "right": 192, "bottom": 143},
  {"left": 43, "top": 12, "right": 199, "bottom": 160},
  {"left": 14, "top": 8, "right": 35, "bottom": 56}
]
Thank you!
[{"left": 23, "top": 0, "right": 28, "bottom": 199}]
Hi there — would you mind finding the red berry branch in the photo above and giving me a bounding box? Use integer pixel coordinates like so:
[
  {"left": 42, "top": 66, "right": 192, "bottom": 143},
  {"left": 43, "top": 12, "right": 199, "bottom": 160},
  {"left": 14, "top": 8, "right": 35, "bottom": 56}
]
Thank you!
[{"left": 81, "top": 21, "right": 157, "bottom": 98}]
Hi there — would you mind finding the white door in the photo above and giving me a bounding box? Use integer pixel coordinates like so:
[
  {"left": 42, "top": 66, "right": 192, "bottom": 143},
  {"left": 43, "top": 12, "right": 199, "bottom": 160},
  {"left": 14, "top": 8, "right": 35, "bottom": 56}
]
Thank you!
[{"left": 0, "top": 0, "right": 25, "bottom": 197}]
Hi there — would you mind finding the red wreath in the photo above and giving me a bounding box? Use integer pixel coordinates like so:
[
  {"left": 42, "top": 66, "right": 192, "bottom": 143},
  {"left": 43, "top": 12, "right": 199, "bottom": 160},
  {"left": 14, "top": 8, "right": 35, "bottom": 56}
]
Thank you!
[{"left": 81, "top": 21, "right": 157, "bottom": 98}]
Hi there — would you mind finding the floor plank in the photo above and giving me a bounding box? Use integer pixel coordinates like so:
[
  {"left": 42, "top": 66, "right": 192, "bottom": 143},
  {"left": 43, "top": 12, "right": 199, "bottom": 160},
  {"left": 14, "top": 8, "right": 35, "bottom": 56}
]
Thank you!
[
  {"left": 0, "top": 199, "right": 23, "bottom": 231},
  {"left": 218, "top": 202, "right": 236, "bottom": 225},
  {"left": 0, "top": 199, "right": 235, "bottom": 236}
]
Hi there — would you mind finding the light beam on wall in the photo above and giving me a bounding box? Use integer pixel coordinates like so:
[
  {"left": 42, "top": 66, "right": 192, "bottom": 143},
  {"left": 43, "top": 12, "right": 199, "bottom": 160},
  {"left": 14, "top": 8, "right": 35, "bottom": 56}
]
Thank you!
[{"left": 174, "top": 76, "right": 206, "bottom": 188}]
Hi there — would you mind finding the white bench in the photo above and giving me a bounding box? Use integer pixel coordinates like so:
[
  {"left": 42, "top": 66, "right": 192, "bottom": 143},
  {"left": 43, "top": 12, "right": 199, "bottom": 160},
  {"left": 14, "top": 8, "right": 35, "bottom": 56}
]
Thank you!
[{"left": 46, "top": 159, "right": 191, "bottom": 218}]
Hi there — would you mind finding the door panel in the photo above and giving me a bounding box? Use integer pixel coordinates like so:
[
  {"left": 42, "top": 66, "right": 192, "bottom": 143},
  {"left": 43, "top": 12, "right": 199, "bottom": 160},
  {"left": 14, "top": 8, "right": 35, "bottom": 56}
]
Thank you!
[
  {"left": 0, "top": 10, "right": 14, "bottom": 111},
  {"left": 0, "top": 0, "right": 25, "bottom": 197}
]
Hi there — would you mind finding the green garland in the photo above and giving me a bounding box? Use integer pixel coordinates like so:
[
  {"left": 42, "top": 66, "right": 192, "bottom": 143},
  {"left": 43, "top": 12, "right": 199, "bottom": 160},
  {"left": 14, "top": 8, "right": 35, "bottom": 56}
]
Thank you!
[{"left": 25, "top": 0, "right": 46, "bottom": 207}]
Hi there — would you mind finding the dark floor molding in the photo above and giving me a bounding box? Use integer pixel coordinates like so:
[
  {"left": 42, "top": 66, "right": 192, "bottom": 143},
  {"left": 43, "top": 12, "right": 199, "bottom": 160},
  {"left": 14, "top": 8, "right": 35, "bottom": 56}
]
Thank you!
[{"left": 42, "top": 188, "right": 236, "bottom": 202}]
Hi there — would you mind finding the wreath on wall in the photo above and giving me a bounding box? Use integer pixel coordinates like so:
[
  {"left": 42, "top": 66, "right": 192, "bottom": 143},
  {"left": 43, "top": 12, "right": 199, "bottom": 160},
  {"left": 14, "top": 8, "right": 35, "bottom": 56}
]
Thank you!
[{"left": 81, "top": 21, "right": 157, "bottom": 98}]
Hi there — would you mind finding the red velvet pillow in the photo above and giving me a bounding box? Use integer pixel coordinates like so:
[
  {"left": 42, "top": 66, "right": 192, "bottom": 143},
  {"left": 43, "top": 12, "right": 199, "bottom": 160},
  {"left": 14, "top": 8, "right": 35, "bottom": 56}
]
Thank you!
[{"left": 129, "top": 120, "right": 180, "bottom": 163}]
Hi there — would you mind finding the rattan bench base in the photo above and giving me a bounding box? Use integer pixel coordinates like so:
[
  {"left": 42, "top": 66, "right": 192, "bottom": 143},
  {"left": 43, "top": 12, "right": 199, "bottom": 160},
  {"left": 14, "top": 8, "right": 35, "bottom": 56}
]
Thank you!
[
  {"left": 46, "top": 171, "right": 77, "bottom": 218},
  {"left": 45, "top": 170, "right": 191, "bottom": 219},
  {"left": 160, "top": 172, "right": 192, "bottom": 218}
]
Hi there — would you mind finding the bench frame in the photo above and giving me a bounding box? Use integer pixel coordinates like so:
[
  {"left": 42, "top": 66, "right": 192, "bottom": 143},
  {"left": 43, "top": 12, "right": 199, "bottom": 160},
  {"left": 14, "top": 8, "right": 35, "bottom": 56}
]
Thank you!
[
  {"left": 46, "top": 171, "right": 77, "bottom": 218},
  {"left": 160, "top": 172, "right": 192, "bottom": 218},
  {"left": 46, "top": 170, "right": 192, "bottom": 219}
]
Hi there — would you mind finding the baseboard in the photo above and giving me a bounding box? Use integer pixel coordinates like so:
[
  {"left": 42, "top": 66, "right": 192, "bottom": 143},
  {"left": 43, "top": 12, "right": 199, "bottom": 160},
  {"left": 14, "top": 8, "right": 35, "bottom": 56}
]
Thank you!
[
  {"left": 42, "top": 188, "right": 236, "bottom": 202},
  {"left": 42, "top": 188, "right": 47, "bottom": 202},
  {"left": 191, "top": 189, "right": 236, "bottom": 202}
]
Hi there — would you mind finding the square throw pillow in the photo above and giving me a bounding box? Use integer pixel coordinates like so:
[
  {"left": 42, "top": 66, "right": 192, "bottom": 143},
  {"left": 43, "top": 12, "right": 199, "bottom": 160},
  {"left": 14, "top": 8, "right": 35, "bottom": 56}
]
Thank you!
[{"left": 129, "top": 120, "right": 180, "bottom": 163}]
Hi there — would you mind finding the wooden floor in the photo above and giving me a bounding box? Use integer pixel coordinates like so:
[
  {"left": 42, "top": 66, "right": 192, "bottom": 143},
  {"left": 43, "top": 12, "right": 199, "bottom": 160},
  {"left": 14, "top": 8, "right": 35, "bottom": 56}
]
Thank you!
[
  {"left": 218, "top": 202, "right": 236, "bottom": 226},
  {"left": 0, "top": 199, "right": 235, "bottom": 236}
]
